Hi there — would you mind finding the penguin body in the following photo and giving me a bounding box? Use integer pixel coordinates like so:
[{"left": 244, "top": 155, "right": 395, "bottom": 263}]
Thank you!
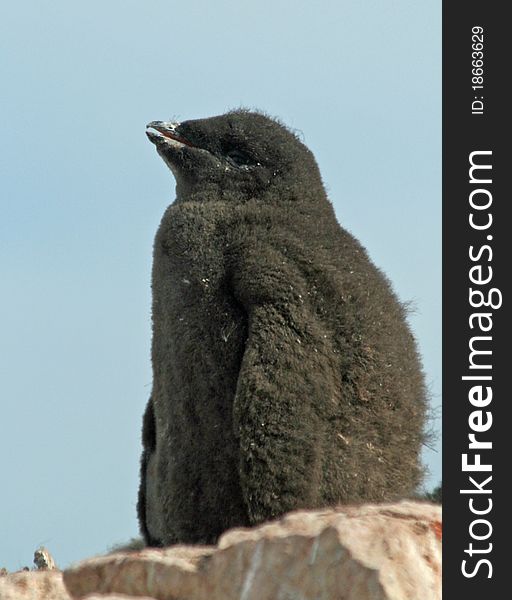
[{"left": 138, "top": 110, "right": 427, "bottom": 545}]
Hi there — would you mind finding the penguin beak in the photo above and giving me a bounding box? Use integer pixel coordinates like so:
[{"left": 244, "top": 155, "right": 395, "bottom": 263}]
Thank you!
[{"left": 146, "top": 121, "right": 195, "bottom": 147}]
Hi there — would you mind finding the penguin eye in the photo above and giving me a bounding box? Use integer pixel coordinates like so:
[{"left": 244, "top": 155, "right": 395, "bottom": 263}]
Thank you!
[{"left": 225, "top": 148, "right": 254, "bottom": 168}]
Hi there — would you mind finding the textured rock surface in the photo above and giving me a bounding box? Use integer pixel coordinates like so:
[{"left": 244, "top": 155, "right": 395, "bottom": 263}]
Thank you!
[
  {"left": 33, "top": 546, "right": 58, "bottom": 570},
  {"left": 83, "top": 596, "right": 157, "bottom": 599},
  {"left": 0, "top": 570, "right": 70, "bottom": 600},
  {"left": 63, "top": 501, "right": 441, "bottom": 600},
  {"left": 0, "top": 572, "right": 155, "bottom": 600}
]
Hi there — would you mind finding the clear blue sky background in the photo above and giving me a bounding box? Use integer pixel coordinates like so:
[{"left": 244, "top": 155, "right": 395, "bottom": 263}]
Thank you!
[{"left": 0, "top": 0, "right": 440, "bottom": 571}]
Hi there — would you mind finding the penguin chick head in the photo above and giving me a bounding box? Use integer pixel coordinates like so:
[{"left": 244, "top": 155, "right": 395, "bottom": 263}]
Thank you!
[{"left": 146, "top": 110, "right": 323, "bottom": 203}]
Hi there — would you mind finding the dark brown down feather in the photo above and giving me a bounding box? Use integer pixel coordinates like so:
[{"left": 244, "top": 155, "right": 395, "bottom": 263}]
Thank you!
[{"left": 138, "top": 110, "right": 427, "bottom": 545}]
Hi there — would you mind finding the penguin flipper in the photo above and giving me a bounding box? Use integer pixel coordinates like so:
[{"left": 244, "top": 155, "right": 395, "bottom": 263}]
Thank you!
[{"left": 231, "top": 246, "right": 333, "bottom": 523}]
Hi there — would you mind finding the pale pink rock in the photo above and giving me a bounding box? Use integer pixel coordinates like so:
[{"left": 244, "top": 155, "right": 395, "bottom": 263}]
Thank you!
[
  {"left": 80, "top": 594, "right": 155, "bottom": 600},
  {"left": 0, "top": 570, "right": 70, "bottom": 600},
  {"left": 63, "top": 501, "right": 441, "bottom": 600}
]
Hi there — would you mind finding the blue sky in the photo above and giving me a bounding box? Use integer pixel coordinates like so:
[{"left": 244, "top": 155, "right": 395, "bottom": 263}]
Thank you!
[{"left": 0, "top": 0, "right": 440, "bottom": 571}]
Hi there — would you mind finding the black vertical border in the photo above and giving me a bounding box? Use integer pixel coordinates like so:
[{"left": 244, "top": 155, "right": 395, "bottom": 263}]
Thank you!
[{"left": 443, "top": 3, "right": 508, "bottom": 596}]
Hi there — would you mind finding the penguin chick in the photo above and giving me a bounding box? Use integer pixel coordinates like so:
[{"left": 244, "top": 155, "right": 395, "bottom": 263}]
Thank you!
[{"left": 138, "top": 109, "right": 427, "bottom": 546}]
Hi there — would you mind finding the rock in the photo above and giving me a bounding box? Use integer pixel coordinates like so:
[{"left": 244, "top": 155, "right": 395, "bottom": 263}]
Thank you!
[
  {"left": 34, "top": 546, "right": 58, "bottom": 570},
  {"left": 0, "top": 572, "right": 151, "bottom": 600},
  {"left": 0, "top": 570, "right": 70, "bottom": 600},
  {"left": 64, "top": 501, "right": 441, "bottom": 600},
  {"left": 83, "top": 596, "right": 157, "bottom": 599}
]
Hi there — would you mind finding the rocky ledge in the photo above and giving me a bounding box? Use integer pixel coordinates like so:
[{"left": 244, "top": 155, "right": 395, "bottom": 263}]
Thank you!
[{"left": 0, "top": 501, "right": 441, "bottom": 600}]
